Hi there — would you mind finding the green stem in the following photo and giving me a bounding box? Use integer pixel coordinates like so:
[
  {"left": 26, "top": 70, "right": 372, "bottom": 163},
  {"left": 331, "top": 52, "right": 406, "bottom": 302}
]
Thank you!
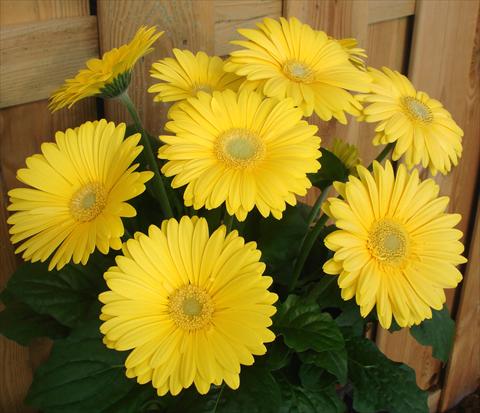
[
  {"left": 288, "top": 213, "right": 329, "bottom": 293},
  {"left": 119, "top": 92, "right": 173, "bottom": 218},
  {"left": 306, "top": 186, "right": 331, "bottom": 229},
  {"left": 212, "top": 384, "right": 225, "bottom": 413},
  {"left": 223, "top": 211, "right": 234, "bottom": 233},
  {"left": 368, "top": 142, "right": 395, "bottom": 171}
]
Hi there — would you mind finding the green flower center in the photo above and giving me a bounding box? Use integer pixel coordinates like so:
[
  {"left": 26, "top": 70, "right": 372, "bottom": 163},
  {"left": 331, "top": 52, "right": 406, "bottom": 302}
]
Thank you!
[
  {"left": 403, "top": 96, "right": 433, "bottom": 122},
  {"left": 367, "top": 219, "right": 409, "bottom": 265},
  {"left": 215, "top": 128, "right": 265, "bottom": 168},
  {"left": 70, "top": 183, "right": 107, "bottom": 222},
  {"left": 169, "top": 285, "right": 214, "bottom": 330},
  {"left": 283, "top": 60, "right": 314, "bottom": 82}
]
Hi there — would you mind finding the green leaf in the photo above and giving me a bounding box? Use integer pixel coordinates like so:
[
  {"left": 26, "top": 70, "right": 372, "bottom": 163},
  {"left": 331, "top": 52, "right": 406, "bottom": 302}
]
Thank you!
[
  {"left": 215, "top": 366, "right": 282, "bottom": 413},
  {"left": 299, "top": 349, "right": 348, "bottom": 385},
  {"left": 274, "top": 295, "right": 345, "bottom": 353},
  {"left": 410, "top": 305, "right": 455, "bottom": 362},
  {"left": 5, "top": 256, "right": 111, "bottom": 328},
  {"left": 299, "top": 363, "right": 337, "bottom": 390},
  {"left": 308, "top": 148, "right": 349, "bottom": 190},
  {"left": 253, "top": 205, "right": 309, "bottom": 286},
  {"left": 0, "top": 294, "right": 68, "bottom": 345},
  {"left": 346, "top": 337, "right": 428, "bottom": 413},
  {"left": 277, "top": 375, "right": 345, "bottom": 413},
  {"left": 26, "top": 320, "right": 155, "bottom": 413}
]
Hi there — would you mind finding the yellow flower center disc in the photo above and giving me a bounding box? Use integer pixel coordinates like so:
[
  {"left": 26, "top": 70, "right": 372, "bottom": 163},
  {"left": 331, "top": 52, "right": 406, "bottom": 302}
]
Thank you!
[
  {"left": 215, "top": 128, "right": 265, "bottom": 168},
  {"left": 70, "top": 183, "right": 107, "bottom": 222},
  {"left": 283, "top": 60, "right": 314, "bottom": 82},
  {"left": 168, "top": 284, "right": 214, "bottom": 330},
  {"left": 367, "top": 219, "right": 409, "bottom": 265},
  {"left": 402, "top": 96, "right": 433, "bottom": 122}
]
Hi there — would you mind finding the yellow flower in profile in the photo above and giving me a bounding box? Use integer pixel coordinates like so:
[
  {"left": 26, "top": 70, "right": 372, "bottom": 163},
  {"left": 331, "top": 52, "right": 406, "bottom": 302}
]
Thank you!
[
  {"left": 331, "top": 138, "right": 361, "bottom": 173},
  {"left": 358, "top": 67, "right": 463, "bottom": 175},
  {"left": 337, "top": 38, "right": 367, "bottom": 70},
  {"left": 99, "top": 216, "right": 277, "bottom": 396},
  {"left": 49, "top": 26, "right": 163, "bottom": 111},
  {"left": 322, "top": 161, "right": 466, "bottom": 329},
  {"left": 158, "top": 89, "right": 321, "bottom": 221},
  {"left": 224, "top": 17, "right": 371, "bottom": 123},
  {"left": 7, "top": 120, "right": 153, "bottom": 270},
  {"left": 148, "top": 49, "right": 242, "bottom": 103}
]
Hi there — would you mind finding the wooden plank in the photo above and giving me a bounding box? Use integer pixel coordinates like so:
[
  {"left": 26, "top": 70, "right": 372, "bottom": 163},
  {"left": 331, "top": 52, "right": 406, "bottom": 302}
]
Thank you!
[
  {"left": 368, "top": 0, "right": 416, "bottom": 24},
  {"left": 428, "top": 388, "right": 442, "bottom": 413},
  {"left": 0, "top": 16, "right": 99, "bottom": 108},
  {"left": 440, "top": 200, "right": 480, "bottom": 411},
  {"left": 376, "top": 0, "right": 480, "bottom": 394},
  {"left": 0, "top": 1, "right": 96, "bottom": 412},
  {"left": 214, "top": 0, "right": 282, "bottom": 56},
  {"left": 97, "top": 0, "right": 215, "bottom": 136}
]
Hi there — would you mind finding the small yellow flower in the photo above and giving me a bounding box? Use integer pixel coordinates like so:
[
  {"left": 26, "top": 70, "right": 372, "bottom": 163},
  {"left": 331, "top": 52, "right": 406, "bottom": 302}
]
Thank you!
[
  {"left": 49, "top": 26, "right": 163, "bottom": 111},
  {"left": 358, "top": 67, "right": 463, "bottom": 175},
  {"left": 331, "top": 138, "right": 361, "bottom": 172},
  {"left": 7, "top": 120, "right": 153, "bottom": 270},
  {"left": 158, "top": 89, "right": 321, "bottom": 221},
  {"left": 99, "top": 216, "right": 277, "bottom": 396},
  {"left": 224, "top": 17, "right": 371, "bottom": 123},
  {"left": 322, "top": 161, "right": 466, "bottom": 329},
  {"left": 148, "top": 49, "right": 242, "bottom": 103}
]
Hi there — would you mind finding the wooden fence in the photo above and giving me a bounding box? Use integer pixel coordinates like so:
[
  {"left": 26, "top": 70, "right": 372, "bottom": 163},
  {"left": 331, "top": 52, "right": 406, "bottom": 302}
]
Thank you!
[{"left": 0, "top": 1, "right": 478, "bottom": 412}]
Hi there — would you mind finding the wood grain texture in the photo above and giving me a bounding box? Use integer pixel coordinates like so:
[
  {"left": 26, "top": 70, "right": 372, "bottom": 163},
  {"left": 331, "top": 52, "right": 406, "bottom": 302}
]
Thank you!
[
  {"left": 368, "top": 0, "right": 415, "bottom": 24},
  {"left": 0, "top": 16, "right": 99, "bottom": 108},
  {"left": 0, "top": 1, "right": 96, "bottom": 412},
  {"left": 214, "top": 0, "right": 282, "bottom": 56},
  {"left": 376, "top": 0, "right": 480, "bottom": 394},
  {"left": 440, "top": 198, "right": 480, "bottom": 411},
  {"left": 97, "top": 0, "right": 215, "bottom": 136}
]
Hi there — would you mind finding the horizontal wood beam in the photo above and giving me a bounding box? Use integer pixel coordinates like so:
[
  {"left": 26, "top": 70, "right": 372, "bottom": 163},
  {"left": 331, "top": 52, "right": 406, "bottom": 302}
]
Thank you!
[
  {"left": 214, "top": 0, "right": 282, "bottom": 56},
  {"left": 0, "top": 16, "right": 99, "bottom": 108},
  {"left": 368, "top": 0, "right": 416, "bottom": 24}
]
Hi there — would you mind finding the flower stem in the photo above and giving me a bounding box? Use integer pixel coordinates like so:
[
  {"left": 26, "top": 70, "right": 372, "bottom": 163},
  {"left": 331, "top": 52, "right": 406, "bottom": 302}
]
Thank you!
[
  {"left": 288, "top": 213, "right": 329, "bottom": 293},
  {"left": 306, "top": 186, "right": 331, "bottom": 229},
  {"left": 223, "top": 211, "right": 234, "bottom": 233},
  {"left": 118, "top": 92, "right": 173, "bottom": 218},
  {"left": 369, "top": 142, "right": 395, "bottom": 170}
]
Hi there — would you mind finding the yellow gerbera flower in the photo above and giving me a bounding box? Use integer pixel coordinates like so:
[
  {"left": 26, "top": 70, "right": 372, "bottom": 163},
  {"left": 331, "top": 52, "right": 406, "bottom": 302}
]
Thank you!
[
  {"left": 331, "top": 138, "right": 361, "bottom": 173},
  {"left": 358, "top": 67, "right": 463, "bottom": 175},
  {"left": 99, "top": 216, "right": 277, "bottom": 396},
  {"left": 7, "top": 120, "right": 153, "bottom": 270},
  {"left": 49, "top": 26, "right": 163, "bottom": 111},
  {"left": 224, "top": 17, "right": 371, "bottom": 123},
  {"left": 148, "top": 49, "right": 242, "bottom": 103},
  {"left": 158, "top": 89, "right": 321, "bottom": 221},
  {"left": 322, "top": 161, "right": 466, "bottom": 329},
  {"left": 337, "top": 38, "right": 367, "bottom": 70}
]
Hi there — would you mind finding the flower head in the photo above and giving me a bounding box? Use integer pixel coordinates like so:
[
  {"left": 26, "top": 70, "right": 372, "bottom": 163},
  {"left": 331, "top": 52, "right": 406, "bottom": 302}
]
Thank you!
[
  {"left": 158, "top": 89, "right": 321, "bottom": 221},
  {"left": 7, "top": 120, "right": 153, "bottom": 270},
  {"left": 322, "top": 161, "right": 466, "bottom": 328},
  {"left": 99, "top": 216, "right": 277, "bottom": 396},
  {"left": 358, "top": 67, "right": 463, "bottom": 175},
  {"left": 49, "top": 26, "right": 163, "bottom": 111},
  {"left": 337, "top": 38, "right": 367, "bottom": 70},
  {"left": 224, "top": 17, "right": 371, "bottom": 123},
  {"left": 148, "top": 49, "right": 242, "bottom": 103},
  {"left": 331, "top": 138, "right": 361, "bottom": 173}
]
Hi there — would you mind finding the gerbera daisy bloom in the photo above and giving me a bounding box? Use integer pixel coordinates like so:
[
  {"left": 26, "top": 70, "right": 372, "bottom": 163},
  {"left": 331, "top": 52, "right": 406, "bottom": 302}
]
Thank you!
[
  {"left": 148, "top": 49, "right": 242, "bottom": 103},
  {"left": 337, "top": 38, "right": 367, "bottom": 70},
  {"left": 99, "top": 216, "right": 277, "bottom": 396},
  {"left": 224, "top": 17, "right": 371, "bottom": 123},
  {"left": 49, "top": 26, "right": 163, "bottom": 111},
  {"left": 322, "top": 161, "right": 466, "bottom": 329},
  {"left": 7, "top": 120, "right": 153, "bottom": 270},
  {"left": 158, "top": 89, "right": 321, "bottom": 221},
  {"left": 358, "top": 67, "right": 463, "bottom": 175},
  {"left": 331, "top": 138, "right": 361, "bottom": 173}
]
